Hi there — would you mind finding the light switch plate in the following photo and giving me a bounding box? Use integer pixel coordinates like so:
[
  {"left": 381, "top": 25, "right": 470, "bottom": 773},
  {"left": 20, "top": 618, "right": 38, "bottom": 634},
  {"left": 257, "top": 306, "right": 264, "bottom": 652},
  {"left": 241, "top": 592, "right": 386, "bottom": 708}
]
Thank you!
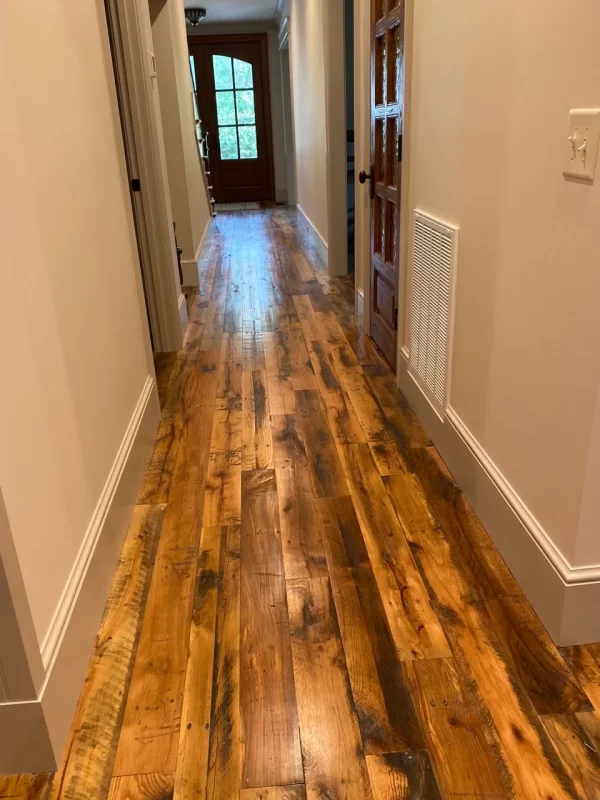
[{"left": 564, "top": 108, "right": 600, "bottom": 181}]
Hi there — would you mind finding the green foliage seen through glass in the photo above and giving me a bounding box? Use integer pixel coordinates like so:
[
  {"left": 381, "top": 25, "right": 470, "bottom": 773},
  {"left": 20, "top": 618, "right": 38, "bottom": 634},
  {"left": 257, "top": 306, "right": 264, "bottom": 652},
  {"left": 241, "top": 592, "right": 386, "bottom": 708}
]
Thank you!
[
  {"left": 216, "top": 91, "right": 236, "bottom": 126},
  {"left": 213, "top": 55, "right": 233, "bottom": 90},
  {"left": 233, "top": 59, "right": 253, "bottom": 89},
  {"left": 238, "top": 126, "right": 258, "bottom": 159},
  {"left": 235, "top": 91, "right": 255, "bottom": 125},
  {"left": 213, "top": 56, "right": 257, "bottom": 161},
  {"left": 219, "top": 126, "right": 238, "bottom": 160},
  {"left": 189, "top": 55, "right": 197, "bottom": 91}
]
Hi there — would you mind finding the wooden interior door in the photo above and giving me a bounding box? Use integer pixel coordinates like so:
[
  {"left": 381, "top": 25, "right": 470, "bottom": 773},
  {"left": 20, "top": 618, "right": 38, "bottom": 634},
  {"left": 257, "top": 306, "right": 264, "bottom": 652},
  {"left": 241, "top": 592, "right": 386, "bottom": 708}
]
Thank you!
[
  {"left": 188, "top": 34, "right": 275, "bottom": 204},
  {"left": 362, "top": 0, "right": 404, "bottom": 369}
]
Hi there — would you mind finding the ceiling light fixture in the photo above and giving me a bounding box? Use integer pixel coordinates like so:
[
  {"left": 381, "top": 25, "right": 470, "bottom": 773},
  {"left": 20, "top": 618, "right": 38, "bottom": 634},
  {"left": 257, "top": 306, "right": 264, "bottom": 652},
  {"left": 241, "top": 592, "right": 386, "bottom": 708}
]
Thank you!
[{"left": 185, "top": 7, "right": 207, "bottom": 25}]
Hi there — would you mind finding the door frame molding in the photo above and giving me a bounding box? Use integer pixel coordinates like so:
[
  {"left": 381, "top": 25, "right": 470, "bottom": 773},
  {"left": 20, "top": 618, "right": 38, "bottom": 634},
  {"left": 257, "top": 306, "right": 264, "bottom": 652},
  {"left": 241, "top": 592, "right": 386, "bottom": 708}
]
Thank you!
[
  {"left": 396, "top": 0, "right": 414, "bottom": 376},
  {"left": 105, "top": 0, "right": 184, "bottom": 353},
  {"left": 278, "top": 18, "right": 298, "bottom": 207},
  {"left": 354, "top": 0, "right": 373, "bottom": 331},
  {"left": 187, "top": 32, "right": 277, "bottom": 204},
  {"left": 323, "top": 0, "right": 349, "bottom": 277}
]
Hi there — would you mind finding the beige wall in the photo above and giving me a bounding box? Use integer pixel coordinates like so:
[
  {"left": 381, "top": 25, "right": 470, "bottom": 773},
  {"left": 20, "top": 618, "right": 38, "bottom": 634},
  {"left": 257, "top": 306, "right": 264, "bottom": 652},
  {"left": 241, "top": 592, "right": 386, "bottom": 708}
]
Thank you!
[
  {"left": 289, "top": 0, "right": 328, "bottom": 242},
  {"left": 187, "top": 22, "right": 288, "bottom": 204},
  {"left": 151, "top": 0, "right": 211, "bottom": 267},
  {"left": 407, "top": 0, "right": 600, "bottom": 568},
  {"left": 0, "top": 0, "right": 153, "bottom": 645}
]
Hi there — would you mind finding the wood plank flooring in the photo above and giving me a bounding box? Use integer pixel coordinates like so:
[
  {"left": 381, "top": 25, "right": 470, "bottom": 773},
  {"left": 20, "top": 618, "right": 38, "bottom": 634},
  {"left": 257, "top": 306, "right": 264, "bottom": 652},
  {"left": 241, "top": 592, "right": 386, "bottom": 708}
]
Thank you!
[{"left": 6, "top": 208, "right": 600, "bottom": 799}]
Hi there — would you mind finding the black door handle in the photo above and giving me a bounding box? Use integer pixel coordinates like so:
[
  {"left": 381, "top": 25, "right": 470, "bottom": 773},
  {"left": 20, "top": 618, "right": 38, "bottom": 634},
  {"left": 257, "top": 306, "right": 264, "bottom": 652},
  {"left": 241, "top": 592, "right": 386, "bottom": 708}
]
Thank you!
[{"left": 359, "top": 165, "right": 375, "bottom": 200}]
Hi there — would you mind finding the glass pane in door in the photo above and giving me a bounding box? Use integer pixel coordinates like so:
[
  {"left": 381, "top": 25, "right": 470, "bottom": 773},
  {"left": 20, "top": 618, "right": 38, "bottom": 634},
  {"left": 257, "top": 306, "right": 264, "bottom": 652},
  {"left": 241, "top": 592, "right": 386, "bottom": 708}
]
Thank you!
[
  {"left": 216, "top": 91, "right": 236, "bottom": 125},
  {"left": 212, "top": 55, "right": 257, "bottom": 161},
  {"left": 219, "top": 126, "right": 239, "bottom": 160},
  {"left": 189, "top": 55, "right": 197, "bottom": 91},
  {"left": 235, "top": 90, "right": 255, "bottom": 125},
  {"left": 238, "top": 126, "right": 258, "bottom": 159},
  {"left": 233, "top": 58, "right": 253, "bottom": 88},
  {"left": 213, "top": 55, "right": 234, "bottom": 89}
]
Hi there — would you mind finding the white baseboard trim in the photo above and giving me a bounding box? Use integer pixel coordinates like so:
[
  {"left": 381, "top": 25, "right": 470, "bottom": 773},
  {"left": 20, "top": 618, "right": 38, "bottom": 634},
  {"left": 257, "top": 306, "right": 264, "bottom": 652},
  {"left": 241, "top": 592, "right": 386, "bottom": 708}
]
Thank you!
[
  {"left": 297, "top": 204, "right": 328, "bottom": 268},
  {"left": 356, "top": 288, "right": 365, "bottom": 326},
  {"left": 181, "top": 218, "right": 212, "bottom": 287},
  {"left": 194, "top": 232, "right": 204, "bottom": 263},
  {"left": 0, "top": 377, "right": 160, "bottom": 773},
  {"left": 397, "top": 349, "right": 600, "bottom": 646},
  {"left": 181, "top": 259, "right": 199, "bottom": 286},
  {"left": 178, "top": 292, "right": 188, "bottom": 337},
  {"left": 446, "top": 408, "right": 600, "bottom": 586}
]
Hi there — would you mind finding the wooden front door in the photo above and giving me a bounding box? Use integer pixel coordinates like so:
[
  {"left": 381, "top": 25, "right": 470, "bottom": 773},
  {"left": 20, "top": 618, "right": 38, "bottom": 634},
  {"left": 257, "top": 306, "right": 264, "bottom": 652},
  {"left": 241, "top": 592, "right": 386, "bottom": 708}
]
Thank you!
[
  {"left": 188, "top": 34, "right": 275, "bottom": 204},
  {"left": 362, "top": 0, "right": 404, "bottom": 369}
]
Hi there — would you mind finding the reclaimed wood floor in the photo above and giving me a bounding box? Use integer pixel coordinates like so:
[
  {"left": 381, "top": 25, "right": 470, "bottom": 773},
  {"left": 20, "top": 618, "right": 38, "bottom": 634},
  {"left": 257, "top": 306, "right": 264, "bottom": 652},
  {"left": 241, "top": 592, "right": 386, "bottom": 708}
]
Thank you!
[{"left": 5, "top": 208, "right": 600, "bottom": 799}]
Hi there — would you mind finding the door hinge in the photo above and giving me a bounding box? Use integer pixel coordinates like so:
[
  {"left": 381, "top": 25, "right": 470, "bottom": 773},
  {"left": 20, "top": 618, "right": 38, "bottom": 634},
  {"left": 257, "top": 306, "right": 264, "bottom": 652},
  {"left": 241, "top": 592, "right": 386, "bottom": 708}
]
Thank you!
[
  {"left": 131, "top": 178, "right": 141, "bottom": 192},
  {"left": 394, "top": 308, "right": 399, "bottom": 330}
]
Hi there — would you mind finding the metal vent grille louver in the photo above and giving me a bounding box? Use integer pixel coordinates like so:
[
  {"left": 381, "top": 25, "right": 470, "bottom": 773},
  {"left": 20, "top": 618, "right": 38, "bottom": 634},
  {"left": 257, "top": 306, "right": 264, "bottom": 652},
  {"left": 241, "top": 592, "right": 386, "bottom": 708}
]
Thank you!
[{"left": 409, "top": 211, "right": 458, "bottom": 416}]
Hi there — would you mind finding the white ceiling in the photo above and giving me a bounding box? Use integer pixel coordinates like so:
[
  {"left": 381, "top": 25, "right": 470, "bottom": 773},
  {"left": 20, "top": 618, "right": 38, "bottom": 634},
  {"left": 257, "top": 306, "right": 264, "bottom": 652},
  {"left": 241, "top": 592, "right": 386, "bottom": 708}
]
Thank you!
[{"left": 183, "top": 0, "right": 279, "bottom": 24}]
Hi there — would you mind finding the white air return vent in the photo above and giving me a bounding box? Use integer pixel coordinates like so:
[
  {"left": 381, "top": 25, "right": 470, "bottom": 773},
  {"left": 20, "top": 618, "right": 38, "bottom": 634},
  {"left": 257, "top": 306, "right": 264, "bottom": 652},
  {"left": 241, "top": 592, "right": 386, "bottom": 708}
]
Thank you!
[{"left": 409, "top": 211, "right": 458, "bottom": 417}]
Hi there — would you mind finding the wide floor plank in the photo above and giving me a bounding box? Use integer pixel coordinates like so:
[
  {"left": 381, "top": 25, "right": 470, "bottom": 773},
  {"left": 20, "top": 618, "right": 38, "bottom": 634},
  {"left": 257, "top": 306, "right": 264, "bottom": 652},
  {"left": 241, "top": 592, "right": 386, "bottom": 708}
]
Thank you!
[
  {"left": 242, "top": 370, "right": 274, "bottom": 470},
  {"left": 48, "top": 505, "right": 166, "bottom": 800},
  {"left": 264, "top": 331, "right": 296, "bottom": 415},
  {"left": 174, "top": 526, "right": 224, "bottom": 800},
  {"left": 205, "top": 525, "right": 243, "bottom": 799},
  {"left": 108, "top": 773, "right": 174, "bottom": 800},
  {"left": 240, "top": 471, "right": 303, "bottom": 789},
  {"left": 279, "top": 324, "right": 317, "bottom": 391},
  {"left": 561, "top": 643, "right": 600, "bottom": 710},
  {"left": 239, "top": 787, "right": 307, "bottom": 800},
  {"left": 276, "top": 465, "right": 328, "bottom": 581},
  {"left": 137, "top": 350, "right": 188, "bottom": 505},
  {"left": 203, "top": 389, "right": 242, "bottom": 527},
  {"left": 295, "top": 389, "right": 348, "bottom": 498},
  {"left": 0, "top": 775, "right": 51, "bottom": 799},
  {"left": 402, "top": 657, "right": 508, "bottom": 798},
  {"left": 308, "top": 338, "right": 365, "bottom": 446},
  {"left": 577, "top": 712, "right": 600, "bottom": 754},
  {"left": 318, "top": 496, "right": 425, "bottom": 755},
  {"left": 410, "top": 445, "right": 592, "bottom": 716},
  {"left": 385, "top": 471, "right": 577, "bottom": 798},
  {"left": 287, "top": 577, "right": 373, "bottom": 799},
  {"left": 542, "top": 714, "right": 600, "bottom": 799},
  {"left": 216, "top": 332, "right": 243, "bottom": 402},
  {"left": 272, "top": 415, "right": 328, "bottom": 580},
  {"left": 113, "top": 352, "right": 220, "bottom": 776},
  {"left": 338, "top": 444, "right": 451, "bottom": 661},
  {"left": 365, "top": 752, "right": 442, "bottom": 800},
  {"left": 328, "top": 342, "right": 393, "bottom": 443},
  {"left": 368, "top": 439, "right": 407, "bottom": 476}
]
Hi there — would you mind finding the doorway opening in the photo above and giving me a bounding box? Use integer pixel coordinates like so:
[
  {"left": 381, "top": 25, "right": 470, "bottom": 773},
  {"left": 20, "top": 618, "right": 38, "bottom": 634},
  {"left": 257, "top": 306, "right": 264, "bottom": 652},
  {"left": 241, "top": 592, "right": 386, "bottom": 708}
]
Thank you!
[
  {"left": 189, "top": 34, "right": 276, "bottom": 204},
  {"left": 356, "top": 0, "right": 405, "bottom": 370},
  {"left": 103, "top": 0, "right": 189, "bottom": 354}
]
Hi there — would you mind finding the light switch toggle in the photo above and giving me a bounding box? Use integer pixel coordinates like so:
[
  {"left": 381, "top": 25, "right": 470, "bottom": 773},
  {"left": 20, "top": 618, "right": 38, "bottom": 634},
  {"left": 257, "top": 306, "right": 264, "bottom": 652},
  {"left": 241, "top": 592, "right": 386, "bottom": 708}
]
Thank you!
[{"left": 564, "top": 109, "right": 600, "bottom": 181}]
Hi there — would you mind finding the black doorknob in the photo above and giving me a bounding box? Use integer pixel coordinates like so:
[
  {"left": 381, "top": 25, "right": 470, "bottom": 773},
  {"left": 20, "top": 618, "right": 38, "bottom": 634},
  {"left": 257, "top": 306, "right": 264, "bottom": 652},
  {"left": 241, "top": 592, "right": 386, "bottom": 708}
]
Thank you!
[{"left": 359, "top": 165, "right": 375, "bottom": 200}]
